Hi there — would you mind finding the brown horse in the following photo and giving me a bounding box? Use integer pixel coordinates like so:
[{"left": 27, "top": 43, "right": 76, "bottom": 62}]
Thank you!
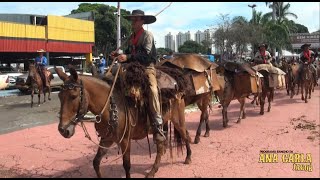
[
  {"left": 301, "top": 63, "right": 314, "bottom": 103},
  {"left": 158, "top": 54, "right": 218, "bottom": 144},
  {"left": 55, "top": 64, "right": 191, "bottom": 178},
  {"left": 289, "top": 63, "right": 302, "bottom": 98},
  {"left": 279, "top": 59, "right": 291, "bottom": 95},
  {"left": 257, "top": 70, "right": 274, "bottom": 115},
  {"left": 27, "top": 63, "right": 53, "bottom": 107}
]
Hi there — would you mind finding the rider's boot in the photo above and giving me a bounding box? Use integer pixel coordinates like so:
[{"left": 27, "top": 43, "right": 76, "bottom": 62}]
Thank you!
[{"left": 152, "top": 114, "right": 166, "bottom": 143}]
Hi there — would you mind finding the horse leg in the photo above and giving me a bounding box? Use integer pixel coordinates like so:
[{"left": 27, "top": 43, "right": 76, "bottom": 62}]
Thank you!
[
  {"left": 309, "top": 84, "right": 312, "bottom": 99},
  {"left": 47, "top": 84, "right": 51, "bottom": 101},
  {"left": 120, "top": 139, "right": 131, "bottom": 178},
  {"left": 290, "top": 83, "right": 295, "bottom": 99},
  {"left": 296, "top": 82, "right": 300, "bottom": 95},
  {"left": 38, "top": 88, "right": 41, "bottom": 106},
  {"left": 222, "top": 100, "right": 231, "bottom": 128},
  {"left": 93, "top": 140, "right": 113, "bottom": 178},
  {"left": 301, "top": 83, "right": 305, "bottom": 101},
  {"left": 194, "top": 101, "right": 210, "bottom": 144},
  {"left": 260, "top": 91, "right": 266, "bottom": 115},
  {"left": 250, "top": 94, "right": 257, "bottom": 104},
  {"left": 267, "top": 89, "right": 273, "bottom": 112},
  {"left": 304, "top": 84, "right": 308, "bottom": 103},
  {"left": 170, "top": 121, "right": 192, "bottom": 165},
  {"left": 43, "top": 88, "right": 46, "bottom": 103},
  {"left": 236, "top": 97, "right": 246, "bottom": 123},
  {"left": 31, "top": 87, "right": 34, "bottom": 108},
  {"left": 146, "top": 141, "right": 164, "bottom": 178}
]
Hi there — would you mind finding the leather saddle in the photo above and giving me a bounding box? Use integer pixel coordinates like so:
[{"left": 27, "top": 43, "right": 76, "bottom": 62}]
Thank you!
[{"left": 160, "top": 54, "right": 218, "bottom": 72}]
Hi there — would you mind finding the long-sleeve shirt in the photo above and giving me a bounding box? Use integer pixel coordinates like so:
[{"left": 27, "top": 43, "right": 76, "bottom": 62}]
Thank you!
[
  {"left": 35, "top": 56, "right": 47, "bottom": 67},
  {"left": 123, "top": 29, "right": 157, "bottom": 66}
]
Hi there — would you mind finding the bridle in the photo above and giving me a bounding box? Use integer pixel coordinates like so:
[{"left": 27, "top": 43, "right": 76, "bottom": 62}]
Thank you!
[{"left": 60, "top": 79, "right": 87, "bottom": 126}]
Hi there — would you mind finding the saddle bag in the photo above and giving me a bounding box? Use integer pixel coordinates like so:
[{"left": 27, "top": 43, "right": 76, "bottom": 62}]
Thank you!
[
  {"left": 234, "top": 72, "right": 260, "bottom": 96},
  {"left": 268, "top": 74, "right": 286, "bottom": 89},
  {"left": 188, "top": 68, "right": 220, "bottom": 95}
]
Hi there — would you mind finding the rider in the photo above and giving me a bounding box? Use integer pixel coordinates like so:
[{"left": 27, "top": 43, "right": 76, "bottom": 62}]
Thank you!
[
  {"left": 110, "top": 9, "right": 165, "bottom": 143},
  {"left": 35, "top": 49, "right": 48, "bottom": 87},
  {"left": 253, "top": 43, "right": 273, "bottom": 65},
  {"left": 299, "top": 43, "right": 318, "bottom": 85}
]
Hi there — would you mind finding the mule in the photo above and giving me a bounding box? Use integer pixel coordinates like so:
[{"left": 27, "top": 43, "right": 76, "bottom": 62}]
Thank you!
[
  {"left": 257, "top": 70, "right": 274, "bottom": 115},
  {"left": 27, "top": 63, "right": 53, "bottom": 107},
  {"left": 300, "top": 63, "right": 314, "bottom": 103},
  {"left": 55, "top": 64, "right": 192, "bottom": 178}
]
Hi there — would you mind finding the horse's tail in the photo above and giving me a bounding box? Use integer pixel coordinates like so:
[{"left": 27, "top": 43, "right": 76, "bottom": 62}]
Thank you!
[{"left": 173, "top": 126, "right": 183, "bottom": 156}]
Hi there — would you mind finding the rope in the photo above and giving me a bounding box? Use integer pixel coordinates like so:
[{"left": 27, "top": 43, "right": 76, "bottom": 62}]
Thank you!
[{"left": 154, "top": 2, "right": 173, "bottom": 17}]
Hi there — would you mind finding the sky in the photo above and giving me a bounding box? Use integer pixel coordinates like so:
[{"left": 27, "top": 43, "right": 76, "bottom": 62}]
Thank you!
[{"left": 0, "top": 2, "right": 319, "bottom": 50}]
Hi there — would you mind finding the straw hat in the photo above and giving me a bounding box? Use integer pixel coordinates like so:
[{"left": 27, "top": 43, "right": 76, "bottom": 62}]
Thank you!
[{"left": 37, "top": 49, "right": 46, "bottom": 53}]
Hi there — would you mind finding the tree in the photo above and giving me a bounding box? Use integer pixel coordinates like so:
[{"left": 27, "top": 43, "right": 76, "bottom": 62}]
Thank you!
[
  {"left": 156, "top": 48, "right": 172, "bottom": 55},
  {"left": 211, "top": 14, "right": 232, "bottom": 55},
  {"left": 178, "top": 40, "right": 206, "bottom": 54},
  {"left": 70, "top": 3, "right": 132, "bottom": 56}
]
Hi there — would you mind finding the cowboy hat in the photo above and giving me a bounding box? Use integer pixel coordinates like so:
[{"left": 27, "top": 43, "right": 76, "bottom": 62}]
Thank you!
[
  {"left": 124, "top": 9, "right": 156, "bottom": 24},
  {"left": 99, "top": 53, "right": 104, "bottom": 57},
  {"left": 258, "top": 43, "right": 268, "bottom": 50},
  {"left": 37, "top": 49, "right": 46, "bottom": 53},
  {"left": 301, "top": 43, "right": 311, "bottom": 49}
]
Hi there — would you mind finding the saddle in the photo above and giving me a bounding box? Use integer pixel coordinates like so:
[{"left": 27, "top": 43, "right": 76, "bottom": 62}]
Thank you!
[
  {"left": 252, "top": 64, "right": 286, "bottom": 89},
  {"left": 221, "top": 60, "right": 257, "bottom": 76},
  {"left": 160, "top": 54, "right": 221, "bottom": 95}
]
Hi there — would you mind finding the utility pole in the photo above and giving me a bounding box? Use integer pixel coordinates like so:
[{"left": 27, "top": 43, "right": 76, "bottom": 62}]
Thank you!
[
  {"left": 117, "top": 2, "right": 121, "bottom": 50},
  {"left": 248, "top": 4, "right": 256, "bottom": 55}
]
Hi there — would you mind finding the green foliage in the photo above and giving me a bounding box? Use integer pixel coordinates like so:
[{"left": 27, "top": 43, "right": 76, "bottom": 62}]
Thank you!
[
  {"left": 70, "top": 3, "right": 132, "bottom": 55},
  {"left": 157, "top": 48, "right": 173, "bottom": 55},
  {"left": 178, "top": 40, "right": 207, "bottom": 54}
]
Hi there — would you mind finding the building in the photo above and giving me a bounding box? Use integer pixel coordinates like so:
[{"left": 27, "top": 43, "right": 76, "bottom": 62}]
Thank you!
[
  {"left": 176, "top": 31, "right": 191, "bottom": 52},
  {"left": 289, "top": 32, "right": 320, "bottom": 53},
  {"left": 195, "top": 30, "right": 205, "bottom": 44},
  {"left": 165, "top": 32, "right": 175, "bottom": 52},
  {"left": 0, "top": 13, "right": 95, "bottom": 68}
]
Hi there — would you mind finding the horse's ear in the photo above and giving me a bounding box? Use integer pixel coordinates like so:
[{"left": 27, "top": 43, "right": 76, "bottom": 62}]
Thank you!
[
  {"left": 69, "top": 68, "right": 78, "bottom": 81},
  {"left": 55, "top": 67, "right": 68, "bottom": 81}
]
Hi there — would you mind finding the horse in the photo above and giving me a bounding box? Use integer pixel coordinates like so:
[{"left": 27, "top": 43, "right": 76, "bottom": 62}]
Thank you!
[
  {"left": 215, "top": 61, "right": 261, "bottom": 127},
  {"left": 300, "top": 63, "right": 314, "bottom": 103},
  {"left": 279, "top": 58, "right": 291, "bottom": 95},
  {"left": 26, "top": 63, "right": 53, "bottom": 107},
  {"left": 288, "top": 62, "right": 302, "bottom": 98},
  {"left": 158, "top": 54, "right": 218, "bottom": 144},
  {"left": 257, "top": 70, "right": 274, "bottom": 115},
  {"left": 55, "top": 63, "right": 192, "bottom": 178}
]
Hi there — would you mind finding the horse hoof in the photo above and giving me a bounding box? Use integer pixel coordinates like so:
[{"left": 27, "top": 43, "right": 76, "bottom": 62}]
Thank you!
[
  {"left": 48, "top": 98, "right": 51, "bottom": 101},
  {"left": 242, "top": 115, "right": 246, "bottom": 119},
  {"left": 223, "top": 122, "right": 227, "bottom": 128},
  {"left": 267, "top": 109, "right": 271, "bottom": 112},
  {"left": 260, "top": 112, "right": 264, "bottom": 115},
  {"left": 236, "top": 119, "right": 241, "bottom": 123},
  {"left": 184, "top": 158, "right": 191, "bottom": 164},
  {"left": 145, "top": 173, "right": 155, "bottom": 178},
  {"left": 204, "top": 132, "right": 210, "bottom": 137},
  {"left": 194, "top": 137, "right": 200, "bottom": 144},
  {"left": 38, "top": 104, "right": 40, "bottom": 107}
]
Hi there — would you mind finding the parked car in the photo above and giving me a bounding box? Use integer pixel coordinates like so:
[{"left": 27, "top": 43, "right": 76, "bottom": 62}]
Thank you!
[
  {"left": 0, "top": 74, "right": 9, "bottom": 90},
  {"left": 15, "top": 66, "right": 66, "bottom": 94}
]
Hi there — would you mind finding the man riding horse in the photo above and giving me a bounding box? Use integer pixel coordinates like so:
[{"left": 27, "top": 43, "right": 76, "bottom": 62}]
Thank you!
[
  {"left": 299, "top": 43, "right": 318, "bottom": 86},
  {"left": 110, "top": 9, "right": 166, "bottom": 143},
  {"left": 253, "top": 44, "right": 272, "bottom": 65},
  {"left": 35, "top": 49, "right": 48, "bottom": 87}
]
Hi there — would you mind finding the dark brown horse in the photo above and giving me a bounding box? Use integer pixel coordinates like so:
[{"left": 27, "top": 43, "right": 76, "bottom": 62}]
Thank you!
[
  {"left": 301, "top": 63, "right": 314, "bottom": 103},
  {"left": 27, "top": 63, "right": 53, "bottom": 107},
  {"left": 279, "top": 58, "right": 291, "bottom": 95},
  {"left": 289, "top": 63, "right": 302, "bottom": 98},
  {"left": 55, "top": 64, "right": 191, "bottom": 178},
  {"left": 158, "top": 54, "right": 218, "bottom": 144},
  {"left": 257, "top": 70, "right": 274, "bottom": 115}
]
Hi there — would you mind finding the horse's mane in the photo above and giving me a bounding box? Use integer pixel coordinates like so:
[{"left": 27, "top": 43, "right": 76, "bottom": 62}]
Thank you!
[{"left": 80, "top": 75, "right": 111, "bottom": 89}]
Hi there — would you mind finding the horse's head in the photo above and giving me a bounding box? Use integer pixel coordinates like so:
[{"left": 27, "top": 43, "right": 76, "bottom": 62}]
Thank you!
[{"left": 55, "top": 67, "right": 88, "bottom": 138}]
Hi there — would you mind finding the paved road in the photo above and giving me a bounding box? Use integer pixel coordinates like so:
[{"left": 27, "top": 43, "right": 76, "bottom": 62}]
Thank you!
[{"left": 0, "top": 88, "right": 319, "bottom": 178}]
